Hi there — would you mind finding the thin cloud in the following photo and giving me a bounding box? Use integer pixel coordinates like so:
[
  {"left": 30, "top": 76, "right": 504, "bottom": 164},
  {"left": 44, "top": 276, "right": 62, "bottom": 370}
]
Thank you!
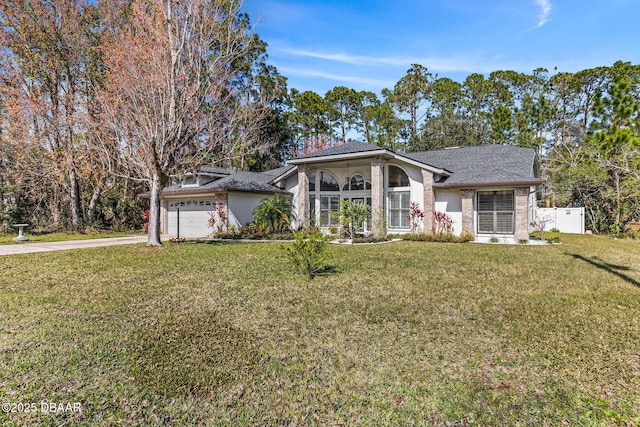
[
  {"left": 276, "top": 66, "right": 396, "bottom": 88},
  {"left": 534, "top": 0, "right": 552, "bottom": 27},
  {"left": 279, "top": 48, "right": 508, "bottom": 73}
]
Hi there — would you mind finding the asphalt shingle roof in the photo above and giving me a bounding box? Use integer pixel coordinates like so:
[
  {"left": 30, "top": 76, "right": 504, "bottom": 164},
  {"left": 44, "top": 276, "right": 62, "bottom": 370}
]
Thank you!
[
  {"left": 293, "top": 141, "right": 383, "bottom": 159},
  {"left": 260, "top": 165, "right": 296, "bottom": 181},
  {"left": 199, "top": 165, "right": 235, "bottom": 175},
  {"left": 203, "top": 172, "right": 290, "bottom": 193},
  {"left": 163, "top": 168, "right": 290, "bottom": 194},
  {"left": 405, "top": 145, "right": 538, "bottom": 186},
  {"left": 163, "top": 144, "right": 538, "bottom": 195},
  {"left": 291, "top": 141, "right": 539, "bottom": 186}
]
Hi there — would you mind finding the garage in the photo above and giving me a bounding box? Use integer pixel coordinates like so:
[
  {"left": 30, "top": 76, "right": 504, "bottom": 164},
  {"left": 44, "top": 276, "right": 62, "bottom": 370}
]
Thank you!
[{"left": 165, "top": 198, "right": 224, "bottom": 237}]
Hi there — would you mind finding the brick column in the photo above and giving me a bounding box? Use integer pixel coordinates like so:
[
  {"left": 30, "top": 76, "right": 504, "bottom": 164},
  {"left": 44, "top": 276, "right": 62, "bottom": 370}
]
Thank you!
[
  {"left": 460, "top": 189, "right": 475, "bottom": 237},
  {"left": 422, "top": 170, "right": 434, "bottom": 234},
  {"left": 514, "top": 187, "right": 530, "bottom": 241},
  {"left": 297, "top": 165, "right": 309, "bottom": 230},
  {"left": 370, "top": 158, "right": 385, "bottom": 238}
]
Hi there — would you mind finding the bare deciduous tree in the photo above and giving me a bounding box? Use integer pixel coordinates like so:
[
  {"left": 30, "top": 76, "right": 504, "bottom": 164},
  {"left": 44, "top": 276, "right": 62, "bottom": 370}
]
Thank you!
[{"left": 97, "top": 0, "right": 273, "bottom": 246}]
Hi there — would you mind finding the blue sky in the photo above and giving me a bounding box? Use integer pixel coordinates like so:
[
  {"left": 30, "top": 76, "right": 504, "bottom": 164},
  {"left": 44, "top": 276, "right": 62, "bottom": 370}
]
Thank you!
[{"left": 242, "top": 0, "right": 640, "bottom": 96}]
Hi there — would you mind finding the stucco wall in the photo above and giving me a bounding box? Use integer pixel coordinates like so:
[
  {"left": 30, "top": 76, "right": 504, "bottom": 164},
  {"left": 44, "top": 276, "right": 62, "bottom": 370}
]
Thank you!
[
  {"left": 435, "top": 190, "right": 463, "bottom": 236},
  {"left": 227, "top": 192, "right": 274, "bottom": 229},
  {"left": 284, "top": 175, "right": 300, "bottom": 228}
]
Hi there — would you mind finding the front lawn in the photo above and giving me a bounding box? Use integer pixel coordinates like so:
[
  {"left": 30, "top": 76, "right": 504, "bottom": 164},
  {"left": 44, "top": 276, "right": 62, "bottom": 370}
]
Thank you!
[{"left": 1, "top": 235, "right": 639, "bottom": 425}]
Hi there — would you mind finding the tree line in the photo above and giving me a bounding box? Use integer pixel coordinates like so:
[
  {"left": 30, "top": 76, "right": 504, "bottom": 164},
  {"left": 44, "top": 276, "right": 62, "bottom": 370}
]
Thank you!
[
  {"left": 0, "top": 0, "right": 638, "bottom": 240},
  {"left": 285, "top": 63, "right": 640, "bottom": 233}
]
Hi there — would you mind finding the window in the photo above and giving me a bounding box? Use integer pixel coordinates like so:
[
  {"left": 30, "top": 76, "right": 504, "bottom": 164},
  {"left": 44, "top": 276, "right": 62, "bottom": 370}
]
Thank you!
[
  {"left": 320, "top": 195, "right": 340, "bottom": 226},
  {"left": 342, "top": 174, "right": 371, "bottom": 191},
  {"left": 309, "top": 171, "right": 339, "bottom": 224},
  {"left": 389, "top": 165, "right": 409, "bottom": 187},
  {"left": 319, "top": 172, "right": 339, "bottom": 191},
  {"left": 350, "top": 174, "right": 364, "bottom": 190},
  {"left": 477, "top": 191, "right": 514, "bottom": 234},
  {"left": 308, "top": 172, "right": 316, "bottom": 192},
  {"left": 309, "top": 196, "right": 316, "bottom": 220},
  {"left": 183, "top": 176, "right": 197, "bottom": 187},
  {"left": 389, "top": 191, "right": 410, "bottom": 228}
]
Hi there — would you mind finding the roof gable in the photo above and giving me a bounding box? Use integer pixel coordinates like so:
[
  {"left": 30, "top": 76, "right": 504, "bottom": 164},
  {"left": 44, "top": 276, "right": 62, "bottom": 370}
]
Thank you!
[
  {"left": 291, "top": 141, "right": 384, "bottom": 160},
  {"left": 161, "top": 166, "right": 292, "bottom": 195},
  {"left": 291, "top": 142, "right": 540, "bottom": 187}
]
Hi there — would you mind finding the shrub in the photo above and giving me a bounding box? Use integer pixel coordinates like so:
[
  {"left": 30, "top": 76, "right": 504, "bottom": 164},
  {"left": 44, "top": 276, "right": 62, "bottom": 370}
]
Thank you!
[
  {"left": 253, "top": 194, "right": 294, "bottom": 234},
  {"left": 609, "top": 221, "right": 625, "bottom": 238},
  {"left": 239, "top": 223, "right": 262, "bottom": 238},
  {"left": 408, "top": 202, "right": 424, "bottom": 234},
  {"left": 211, "top": 231, "right": 242, "bottom": 240},
  {"left": 550, "top": 227, "right": 560, "bottom": 233},
  {"left": 458, "top": 230, "right": 474, "bottom": 242},
  {"left": 334, "top": 200, "right": 370, "bottom": 241},
  {"left": 207, "top": 204, "right": 228, "bottom": 233},
  {"left": 402, "top": 232, "right": 472, "bottom": 243},
  {"left": 286, "top": 228, "right": 330, "bottom": 279},
  {"left": 352, "top": 236, "right": 389, "bottom": 244},
  {"left": 433, "top": 211, "right": 453, "bottom": 234},
  {"left": 141, "top": 209, "right": 150, "bottom": 233}
]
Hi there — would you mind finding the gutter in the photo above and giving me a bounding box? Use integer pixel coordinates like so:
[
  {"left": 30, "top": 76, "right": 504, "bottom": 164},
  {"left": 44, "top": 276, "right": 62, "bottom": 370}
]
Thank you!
[
  {"left": 433, "top": 178, "right": 545, "bottom": 189},
  {"left": 288, "top": 150, "right": 448, "bottom": 176},
  {"left": 140, "top": 187, "right": 292, "bottom": 198},
  {"left": 138, "top": 188, "right": 228, "bottom": 198}
]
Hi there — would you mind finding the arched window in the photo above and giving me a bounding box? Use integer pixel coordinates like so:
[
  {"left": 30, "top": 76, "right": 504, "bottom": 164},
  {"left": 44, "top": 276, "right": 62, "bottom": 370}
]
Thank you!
[
  {"left": 388, "top": 165, "right": 410, "bottom": 229},
  {"left": 319, "top": 171, "right": 339, "bottom": 191},
  {"left": 342, "top": 174, "right": 372, "bottom": 191},
  {"left": 308, "top": 172, "right": 316, "bottom": 192},
  {"left": 311, "top": 171, "right": 339, "bottom": 226},
  {"left": 350, "top": 174, "right": 364, "bottom": 190},
  {"left": 388, "top": 165, "right": 410, "bottom": 187}
]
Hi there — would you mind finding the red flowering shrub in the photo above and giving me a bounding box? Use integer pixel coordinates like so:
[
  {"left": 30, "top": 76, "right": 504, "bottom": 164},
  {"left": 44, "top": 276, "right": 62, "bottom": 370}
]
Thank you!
[
  {"left": 142, "top": 209, "right": 150, "bottom": 233},
  {"left": 207, "top": 204, "right": 228, "bottom": 233},
  {"left": 433, "top": 211, "right": 453, "bottom": 234},
  {"left": 407, "top": 202, "right": 424, "bottom": 234}
]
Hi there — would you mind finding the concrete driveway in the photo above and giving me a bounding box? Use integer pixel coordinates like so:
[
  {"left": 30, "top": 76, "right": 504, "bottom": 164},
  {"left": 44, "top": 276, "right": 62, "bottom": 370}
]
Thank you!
[{"left": 0, "top": 235, "right": 149, "bottom": 256}]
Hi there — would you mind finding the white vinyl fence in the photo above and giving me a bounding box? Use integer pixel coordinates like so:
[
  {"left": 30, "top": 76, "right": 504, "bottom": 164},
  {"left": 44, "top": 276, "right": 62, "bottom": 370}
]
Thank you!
[{"left": 533, "top": 207, "right": 585, "bottom": 234}]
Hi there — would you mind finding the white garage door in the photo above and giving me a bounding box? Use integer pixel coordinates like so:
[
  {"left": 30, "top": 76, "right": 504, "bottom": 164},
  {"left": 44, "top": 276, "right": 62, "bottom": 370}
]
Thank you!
[{"left": 167, "top": 199, "right": 220, "bottom": 236}]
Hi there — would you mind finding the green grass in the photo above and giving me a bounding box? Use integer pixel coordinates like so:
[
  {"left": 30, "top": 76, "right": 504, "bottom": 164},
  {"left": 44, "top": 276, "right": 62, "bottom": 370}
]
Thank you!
[
  {"left": 1, "top": 235, "right": 639, "bottom": 425},
  {"left": 0, "top": 230, "right": 140, "bottom": 245}
]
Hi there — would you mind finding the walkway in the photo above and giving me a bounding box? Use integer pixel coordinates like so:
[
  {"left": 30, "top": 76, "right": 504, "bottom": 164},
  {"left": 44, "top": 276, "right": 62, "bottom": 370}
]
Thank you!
[{"left": 0, "top": 235, "right": 149, "bottom": 256}]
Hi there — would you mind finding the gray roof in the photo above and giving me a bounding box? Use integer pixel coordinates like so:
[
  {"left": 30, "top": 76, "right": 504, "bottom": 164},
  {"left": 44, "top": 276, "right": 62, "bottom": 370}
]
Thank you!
[
  {"left": 405, "top": 145, "right": 539, "bottom": 187},
  {"left": 199, "top": 165, "right": 235, "bottom": 175},
  {"left": 293, "top": 141, "right": 383, "bottom": 159},
  {"left": 291, "top": 141, "right": 539, "bottom": 187},
  {"left": 162, "top": 167, "right": 291, "bottom": 195},
  {"left": 161, "top": 144, "right": 539, "bottom": 196},
  {"left": 260, "top": 165, "right": 296, "bottom": 182},
  {"left": 203, "top": 171, "right": 290, "bottom": 193}
]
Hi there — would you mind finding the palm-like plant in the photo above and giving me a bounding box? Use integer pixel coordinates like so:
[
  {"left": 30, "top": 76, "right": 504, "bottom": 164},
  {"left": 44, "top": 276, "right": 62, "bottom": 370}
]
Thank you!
[{"left": 253, "top": 194, "right": 294, "bottom": 234}]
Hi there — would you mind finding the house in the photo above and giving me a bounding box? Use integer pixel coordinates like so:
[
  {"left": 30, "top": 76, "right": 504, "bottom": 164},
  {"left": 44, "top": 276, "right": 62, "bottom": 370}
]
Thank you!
[
  {"left": 280, "top": 142, "right": 543, "bottom": 242},
  {"left": 159, "top": 165, "right": 293, "bottom": 236},
  {"left": 159, "top": 141, "right": 543, "bottom": 242}
]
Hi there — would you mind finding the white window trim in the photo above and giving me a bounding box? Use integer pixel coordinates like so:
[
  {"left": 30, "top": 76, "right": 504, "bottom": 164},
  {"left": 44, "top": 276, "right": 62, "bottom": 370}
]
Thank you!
[
  {"left": 309, "top": 170, "right": 342, "bottom": 227},
  {"left": 386, "top": 164, "right": 411, "bottom": 230}
]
